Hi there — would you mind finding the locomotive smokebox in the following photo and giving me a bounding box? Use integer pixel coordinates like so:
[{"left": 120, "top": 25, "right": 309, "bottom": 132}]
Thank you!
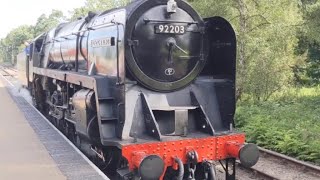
[{"left": 125, "top": 0, "right": 207, "bottom": 91}]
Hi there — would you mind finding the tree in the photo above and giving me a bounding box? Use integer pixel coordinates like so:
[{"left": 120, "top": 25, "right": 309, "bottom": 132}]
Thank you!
[
  {"left": 70, "top": 0, "right": 130, "bottom": 20},
  {"left": 294, "top": 0, "right": 320, "bottom": 84},
  {"left": 0, "top": 39, "right": 7, "bottom": 62},
  {"left": 0, "top": 10, "right": 64, "bottom": 63},
  {"left": 301, "top": 0, "right": 320, "bottom": 43},
  {"left": 188, "top": 0, "right": 234, "bottom": 18},
  {"left": 190, "top": 0, "right": 302, "bottom": 101},
  {"left": 0, "top": 25, "right": 34, "bottom": 63},
  {"left": 237, "top": 0, "right": 302, "bottom": 101},
  {"left": 34, "top": 10, "right": 66, "bottom": 36}
]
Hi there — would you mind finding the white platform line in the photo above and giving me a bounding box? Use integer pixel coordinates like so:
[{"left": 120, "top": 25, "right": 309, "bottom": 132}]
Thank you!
[{"left": 0, "top": 69, "right": 110, "bottom": 180}]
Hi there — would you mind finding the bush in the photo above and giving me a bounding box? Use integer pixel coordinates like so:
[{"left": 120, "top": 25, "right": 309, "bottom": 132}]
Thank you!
[{"left": 235, "top": 87, "right": 320, "bottom": 164}]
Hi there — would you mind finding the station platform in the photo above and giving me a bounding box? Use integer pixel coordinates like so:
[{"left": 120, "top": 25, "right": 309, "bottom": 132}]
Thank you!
[{"left": 0, "top": 75, "right": 108, "bottom": 180}]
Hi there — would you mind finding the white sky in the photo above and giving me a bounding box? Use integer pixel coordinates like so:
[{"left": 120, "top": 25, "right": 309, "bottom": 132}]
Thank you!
[{"left": 0, "top": 0, "right": 86, "bottom": 38}]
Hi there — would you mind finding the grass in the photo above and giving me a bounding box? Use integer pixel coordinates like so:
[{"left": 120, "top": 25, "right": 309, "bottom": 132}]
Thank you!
[{"left": 235, "top": 86, "right": 320, "bottom": 165}]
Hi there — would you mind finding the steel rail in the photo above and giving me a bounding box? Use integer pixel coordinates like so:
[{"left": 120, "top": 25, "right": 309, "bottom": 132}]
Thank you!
[
  {"left": 237, "top": 147, "right": 320, "bottom": 180},
  {"left": 0, "top": 66, "right": 12, "bottom": 76},
  {"left": 258, "top": 147, "right": 320, "bottom": 175},
  {"left": 236, "top": 161, "right": 279, "bottom": 180}
]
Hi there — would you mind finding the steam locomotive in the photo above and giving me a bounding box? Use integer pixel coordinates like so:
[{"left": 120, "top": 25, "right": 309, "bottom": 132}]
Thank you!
[{"left": 17, "top": 0, "right": 259, "bottom": 179}]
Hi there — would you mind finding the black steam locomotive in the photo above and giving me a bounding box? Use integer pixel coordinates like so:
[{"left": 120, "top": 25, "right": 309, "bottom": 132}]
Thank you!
[{"left": 17, "top": 0, "right": 259, "bottom": 179}]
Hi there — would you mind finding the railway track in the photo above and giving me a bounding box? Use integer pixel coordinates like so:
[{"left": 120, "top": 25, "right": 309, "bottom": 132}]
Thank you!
[
  {"left": 0, "top": 66, "right": 14, "bottom": 76},
  {"left": 0, "top": 63, "right": 16, "bottom": 82},
  {"left": 237, "top": 147, "right": 320, "bottom": 180},
  {"left": 1, "top": 64, "right": 320, "bottom": 180}
]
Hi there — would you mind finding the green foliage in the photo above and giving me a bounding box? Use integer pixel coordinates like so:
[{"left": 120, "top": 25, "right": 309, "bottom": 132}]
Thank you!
[
  {"left": 187, "top": 0, "right": 234, "bottom": 18},
  {"left": 190, "top": 0, "right": 303, "bottom": 100},
  {"left": 236, "top": 0, "right": 302, "bottom": 101},
  {"left": 70, "top": 0, "right": 130, "bottom": 20},
  {"left": 236, "top": 87, "right": 320, "bottom": 164},
  {"left": 34, "top": 10, "right": 65, "bottom": 37},
  {"left": 0, "top": 25, "right": 34, "bottom": 63},
  {"left": 0, "top": 10, "right": 65, "bottom": 63},
  {"left": 302, "top": 0, "right": 320, "bottom": 43},
  {"left": 294, "top": 0, "right": 320, "bottom": 85}
]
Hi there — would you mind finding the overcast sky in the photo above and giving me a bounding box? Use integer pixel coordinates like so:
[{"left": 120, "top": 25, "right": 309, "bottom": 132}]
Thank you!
[{"left": 0, "top": 0, "right": 86, "bottom": 38}]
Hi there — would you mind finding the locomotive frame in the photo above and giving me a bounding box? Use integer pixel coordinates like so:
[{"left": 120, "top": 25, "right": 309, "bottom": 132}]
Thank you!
[{"left": 17, "top": 0, "right": 259, "bottom": 179}]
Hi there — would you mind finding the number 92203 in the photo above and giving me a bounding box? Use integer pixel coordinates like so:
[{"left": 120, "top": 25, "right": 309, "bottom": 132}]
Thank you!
[{"left": 155, "top": 24, "right": 186, "bottom": 34}]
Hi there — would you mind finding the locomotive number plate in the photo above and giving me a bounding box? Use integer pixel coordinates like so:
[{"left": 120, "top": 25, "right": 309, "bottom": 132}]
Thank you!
[{"left": 155, "top": 24, "right": 186, "bottom": 34}]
